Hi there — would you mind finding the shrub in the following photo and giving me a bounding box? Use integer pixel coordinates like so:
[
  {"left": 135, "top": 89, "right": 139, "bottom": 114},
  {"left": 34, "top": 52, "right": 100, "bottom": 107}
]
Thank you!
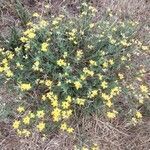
[{"left": 0, "top": 2, "right": 149, "bottom": 139}]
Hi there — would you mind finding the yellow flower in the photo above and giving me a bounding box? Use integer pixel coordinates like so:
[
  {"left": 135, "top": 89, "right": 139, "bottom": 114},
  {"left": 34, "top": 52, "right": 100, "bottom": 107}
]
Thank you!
[
  {"left": 23, "top": 29, "right": 34, "bottom": 35},
  {"left": 17, "top": 129, "right": 22, "bottom": 136},
  {"left": 141, "top": 45, "right": 148, "bottom": 51},
  {"left": 42, "top": 95, "right": 46, "bottom": 101},
  {"left": 67, "top": 127, "right": 74, "bottom": 133},
  {"left": 51, "top": 99, "right": 58, "bottom": 107},
  {"left": 121, "top": 56, "right": 127, "bottom": 61},
  {"left": 109, "top": 59, "right": 114, "bottom": 65},
  {"left": 23, "top": 116, "right": 30, "bottom": 125},
  {"left": 20, "top": 83, "right": 31, "bottom": 91},
  {"left": 52, "top": 20, "right": 59, "bottom": 26},
  {"left": 105, "top": 100, "right": 113, "bottom": 107},
  {"left": 57, "top": 59, "right": 67, "bottom": 67},
  {"left": 107, "top": 110, "right": 118, "bottom": 119},
  {"left": 101, "top": 93, "right": 110, "bottom": 101},
  {"left": 118, "top": 73, "right": 124, "bottom": 80},
  {"left": 89, "top": 90, "right": 98, "bottom": 98},
  {"left": 110, "top": 87, "right": 121, "bottom": 97},
  {"left": 135, "top": 111, "right": 142, "bottom": 119},
  {"left": 91, "top": 144, "right": 99, "bottom": 150},
  {"left": 26, "top": 22, "right": 33, "bottom": 26},
  {"left": 140, "top": 85, "right": 148, "bottom": 93},
  {"left": 82, "top": 2, "right": 88, "bottom": 7},
  {"left": 13, "top": 120, "right": 20, "bottom": 129},
  {"left": 23, "top": 28, "right": 36, "bottom": 39},
  {"left": 89, "top": 6, "right": 97, "bottom": 13},
  {"left": 139, "top": 99, "right": 144, "bottom": 104},
  {"left": 76, "top": 50, "right": 83, "bottom": 60},
  {"left": 74, "top": 81, "right": 82, "bottom": 90},
  {"left": 132, "top": 117, "right": 137, "bottom": 125},
  {"left": 89, "top": 23, "right": 95, "bottom": 28},
  {"left": 102, "top": 62, "right": 108, "bottom": 68},
  {"left": 20, "top": 36, "right": 28, "bottom": 43},
  {"left": 37, "top": 122, "right": 45, "bottom": 131},
  {"left": 66, "top": 96, "right": 72, "bottom": 103},
  {"left": 27, "top": 32, "right": 36, "bottom": 39},
  {"left": 39, "top": 20, "right": 48, "bottom": 27},
  {"left": 41, "top": 42, "right": 49, "bottom": 52},
  {"left": 33, "top": 12, "right": 40, "bottom": 17},
  {"left": 29, "top": 112, "right": 35, "bottom": 118},
  {"left": 81, "top": 11, "right": 87, "bottom": 17},
  {"left": 22, "top": 129, "right": 31, "bottom": 137},
  {"left": 17, "top": 106, "right": 25, "bottom": 113},
  {"left": 62, "top": 109, "right": 72, "bottom": 119},
  {"left": 36, "top": 110, "right": 45, "bottom": 118},
  {"left": 80, "top": 74, "right": 86, "bottom": 80},
  {"left": 136, "top": 77, "right": 142, "bottom": 82},
  {"left": 87, "top": 45, "right": 94, "bottom": 49},
  {"left": 47, "top": 92, "right": 54, "bottom": 99},
  {"left": 76, "top": 98, "right": 85, "bottom": 106},
  {"left": 57, "top": 81, "right": 61, "bottom": 86},
  {"left": 62, "top": 101, "right": 70, "bottom": 109},
  {"left": 63, "top": 52, "right": 68, "bottom": 58},
  {"left": 88, "top": 70, "right": 94, "bottom": 76},
  {"left": 7, "top": 53, "right": 14, "bottom": 60},
  {"left": 80, "top": 30, "right": 84, "bottom": 35},
  {"left": 110, "top": 38, "right": 116, "bottom": 44},
  {"left": 112, "top": 27, "right": 117, "bottom": 32},
  {"left": 98, "top": 74, "right": 103, "bottom": 80},
  {"left": 72, "top": 28, "right": 77, "bottom": 33},
  {"left": 81, "top": 147, "right": 88, "bottom": 150},
  {"left": 45, "top": 4, "right": 50, "bottom": 8},
  {"left": 45, "top": 80, "right": 52, "bottom": 87},
  {"left": 120, "top": 39, "right": 130, "bottom": 46},
  {"left": 6, "top": 70, "right": 13, "bottom": 77},
  {"left": 16, "top": 62, "right": 24, "bottom": 70},
  {"left": 32, "top": 60, "right": 40, "bottom": 71},
  {"left": 51, "top": 108, "right": 61, "bottom": 122},
  {"left": 83, "top": 67, "right": 91, "bottom": 75},
  {"left": 59, "top": 15, "right": 64, "bottom": 19},
  {"left": 60, "top": 122, "right": 67, "bottom": 131},
  {"left": 101, "top": 81, "right": 108, "bottom": 89},
  {"left": 2, "top": 58, "right": 8, "bottom": 64},
  {"left": 89, "top": 60, "right": 97, "bottom": 66},
  {"left": 39, "top": 80, "right": 44, "bottom": 84}
]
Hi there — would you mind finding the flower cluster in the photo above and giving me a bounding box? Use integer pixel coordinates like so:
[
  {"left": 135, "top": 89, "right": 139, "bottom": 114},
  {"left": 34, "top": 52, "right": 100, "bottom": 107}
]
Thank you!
[{"left": 0, "top": 3, "right": 149, "bottom": 143}]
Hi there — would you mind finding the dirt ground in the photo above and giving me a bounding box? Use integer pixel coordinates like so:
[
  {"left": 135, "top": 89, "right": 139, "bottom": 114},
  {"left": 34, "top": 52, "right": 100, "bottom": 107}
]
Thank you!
[{"left": 0, "top": 0, "right": 150, "bottom": 149}]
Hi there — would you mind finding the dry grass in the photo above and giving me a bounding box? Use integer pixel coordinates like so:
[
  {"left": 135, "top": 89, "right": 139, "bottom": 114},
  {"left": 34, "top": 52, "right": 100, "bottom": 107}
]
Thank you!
[
  {"left": 1, "top": 112, "right": 150, "bottom": 149},
  {"left": 0, "top": 0, "right": 150, "bottom": 149}
]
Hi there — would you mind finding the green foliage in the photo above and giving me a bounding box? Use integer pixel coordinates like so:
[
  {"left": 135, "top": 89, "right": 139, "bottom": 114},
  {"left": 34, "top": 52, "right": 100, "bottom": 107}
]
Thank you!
[
  {"left": 8, "top": 27, "right": 21, "bottom": 50},
  {"left": 0, "top": 101, "right": 13, "bottom": 122},
  {"left": 0, "top": 27, "right": 21, "bottom": 52},
  {"left": 15, "top": 0, "right": 30, "bottom": 26}
]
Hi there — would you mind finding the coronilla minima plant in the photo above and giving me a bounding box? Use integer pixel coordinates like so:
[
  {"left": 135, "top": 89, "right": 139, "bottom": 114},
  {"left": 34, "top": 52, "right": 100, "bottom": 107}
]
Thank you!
[{"left": 0, "top": 2, "right": 149, "bottom": 141}]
